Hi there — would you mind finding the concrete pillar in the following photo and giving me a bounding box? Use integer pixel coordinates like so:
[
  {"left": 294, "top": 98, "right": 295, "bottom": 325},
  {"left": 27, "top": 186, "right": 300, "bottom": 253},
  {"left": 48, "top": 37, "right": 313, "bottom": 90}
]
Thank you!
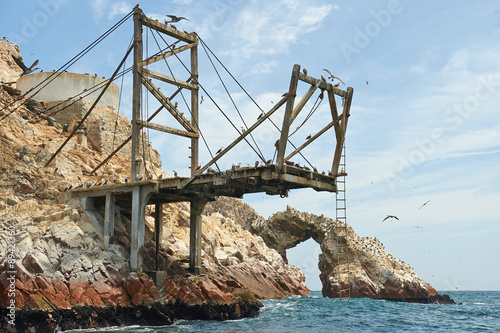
[
  {"left": 104, "top": 193, "right": 115, "bottom": 249},
  {"left": 154, "top": 200, "right": 163, "bottom": 271},
  {"left": 130, "top": 186, "right": 150, "bottom": 272},
  {"left": 189, "top": 196, "right": 208, "bottom": 275}
]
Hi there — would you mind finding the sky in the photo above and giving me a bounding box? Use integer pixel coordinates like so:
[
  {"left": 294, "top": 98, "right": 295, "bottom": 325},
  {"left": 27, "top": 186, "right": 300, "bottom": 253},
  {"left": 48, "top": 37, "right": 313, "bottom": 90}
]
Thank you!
[{"left": 2, "top": 0, "right": 500, "bottom": 291}]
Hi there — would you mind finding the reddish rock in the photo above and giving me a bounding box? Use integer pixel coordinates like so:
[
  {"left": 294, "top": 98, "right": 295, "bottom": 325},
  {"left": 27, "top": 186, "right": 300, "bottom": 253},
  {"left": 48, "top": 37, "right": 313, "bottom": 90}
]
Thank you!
[
  {"left": 198, "top": 279, "right": 235, "bottom": 303},
  {"left": 22, "top": 253, "right": 44, "bottom": 274},
  {"left": 84, "top": 287, "right": 105, "bottom": 306},
  {"left": 178, "top": 282, "right": 205, "bottom": 305}
]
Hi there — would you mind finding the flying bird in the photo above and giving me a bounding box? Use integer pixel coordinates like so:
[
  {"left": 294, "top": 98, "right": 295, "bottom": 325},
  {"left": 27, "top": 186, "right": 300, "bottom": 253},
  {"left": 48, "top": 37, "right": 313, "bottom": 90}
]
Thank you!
[
  {"left": 382, "top": 215, "right": 399, "bottom": 222},
  {"left": 165, "top": 15, "right": 188, "bottom": 24},
  {"left": 11, "top": 55, "right": 39, "bottom": 75},
  {"left": 323, "top": 69, "right": 345, "bottom": 85},
  {"left": 418, "top": 200, "right": 430, "bottom": 209}
]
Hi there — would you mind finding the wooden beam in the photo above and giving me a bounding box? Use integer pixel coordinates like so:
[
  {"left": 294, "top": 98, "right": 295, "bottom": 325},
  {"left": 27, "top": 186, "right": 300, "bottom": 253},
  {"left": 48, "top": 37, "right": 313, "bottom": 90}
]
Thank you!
[
  {"left": 284, "top": 120, "right": 336, "bottom": 162},
  {"left": 143, "top": 68, "right": 198, "bottom": 90},
  {"left": 277, "top": 64, "right": 300, "bottom": 171},
  {"left": 328, "top": 89, "right": 342, "bottom": 143},
  {"left": 141, "top": 43, "right": 196, "bottom": 67},
  {"left": 131, "top": 6, "right": 143, "bottom": 181},
  {"left": 331, "top": 87, "right": 354, "bottom": 175},
  {"left": 142, "top": 17, "right": 196, "bottom": 44},
  {"left": 289, "top": 83, "right": 318, "bottom": 125},
  {"left": 141, "top": 77, "right": 195, "bottom": 132},
  {"left": 137, "top": 120, "right": 199, "bottom": 138},
  {"left": 281, "top": 173, "right": 336, "bottom": 192},
  {"left": 298, "top": 73, "right": 348, "bottom": 98},
  {"left": 190, "top": 40, "right": 199, "bottom": 177}
]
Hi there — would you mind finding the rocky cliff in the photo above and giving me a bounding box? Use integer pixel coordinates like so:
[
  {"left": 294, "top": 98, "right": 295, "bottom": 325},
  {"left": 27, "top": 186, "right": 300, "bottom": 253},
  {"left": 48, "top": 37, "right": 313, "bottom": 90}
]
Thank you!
[{"left": 0, "top": 39, "right": 308, "bottom": 331}]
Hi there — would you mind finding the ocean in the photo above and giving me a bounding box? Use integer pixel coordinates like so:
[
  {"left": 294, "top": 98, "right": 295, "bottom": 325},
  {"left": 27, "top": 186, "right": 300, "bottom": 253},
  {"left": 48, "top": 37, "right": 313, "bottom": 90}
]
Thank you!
[{"left": 68, "top": 291, "right": 500, "bottom": 332}]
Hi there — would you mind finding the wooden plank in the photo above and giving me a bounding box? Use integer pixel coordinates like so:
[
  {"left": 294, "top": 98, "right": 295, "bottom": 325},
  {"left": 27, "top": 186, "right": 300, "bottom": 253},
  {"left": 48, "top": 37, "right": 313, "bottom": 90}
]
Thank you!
[
  {"left": 289, "top": 84, "right": 318, "bottom": 125},
  {"left": 141, "top": 43, "right": 196, "bottom": 67},
  {"left": 284, "top": 120, "right": 336, "bottom": 162},
  {"left": 137, "top": 120, "right": 199, "bottom": 138},
  {"left": 141, "top": 77, "right": 195, "bottom": 132},
  {"left": 143, "top": 68, "right": 198, "bottom": 90},
  {"left": 142, "top": 17, "right": 196, "bottom": 44},
  {"left": 281, "top": 173, "right": 336, "bottom": 192},
  {"left": 277, "top": 64, "right": 301, "bottom": 171},
  {"left": 298, "top": 72, "right": 348, "bottom": 98}
]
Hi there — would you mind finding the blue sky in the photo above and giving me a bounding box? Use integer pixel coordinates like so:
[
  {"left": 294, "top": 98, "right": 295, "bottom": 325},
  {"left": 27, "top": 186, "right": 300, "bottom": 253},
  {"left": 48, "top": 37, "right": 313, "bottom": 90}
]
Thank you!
[{"left": 2, "top": 0, "right": 500, "bottom": 291}]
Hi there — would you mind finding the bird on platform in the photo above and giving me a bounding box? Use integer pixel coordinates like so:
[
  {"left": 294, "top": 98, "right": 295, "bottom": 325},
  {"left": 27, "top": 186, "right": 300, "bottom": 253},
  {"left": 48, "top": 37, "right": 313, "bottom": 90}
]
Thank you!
[
  {"left": 323, "top": 69, "right": 345, "bottom": 85},
  {"left": 147, "top": 173, "right": 153, "bottom": 180},
  {"left": 241, "top": 126, "right": 246, "bottom": 133},
  {"left": 285, "top": 160, "right": 294, "bottom": 166},
  {"left": 274, "top": 139, "right": 280, "bottom": 150},
  {"left": 54, "top": 165, "right": 60, "bottom": 173},
  {"left": 313, "top": 166, "right": 318, "bottom": 173},
  {"left": 41, "top": 139, "right": 45, "bottom": 149},
  {"left": 173, "top": 170, "right": 178, "bottom": 177},
  {"left": 103, "top": 178, "right": 109, "bottom": 186},
  {"left": 40, "top": 68, "right": 44, "bottom": 72},
  {"left": 321, "top": 74, "right": 327, "bottom": 83},
  {"left": 165, "top": 15, "right": 188, "bottom": 24},
  {"left": 418, "top": 200, "right": 430, "bottom": 209},
  {"left": 11, "top": 55, "right": 39, "bottom": 75},
  {"left": 306, "top": 134, "right": 312, "bottom": 140},
  {"left": 266, "top": 159, "right": 273, "bottom": 165},
  {"left": 382, "top": 215, "right": 399, "bottom": 223},
  {"left": 334, "top": 82, "right": 340, "bottom": 87},
  {"left": 200, "top": 96, "right": 204, "bottom": 104},
  {"left": 303, "top": 67, "right": 307, "bottom": 75},
  {"left": 63, "top": 183, "right": 73, "bottom": 192},
  {"left": 281, "top": 92, "right": 288, "bottom": 97},
  {"left": 216, "top": 147, "right": 223, "bottom": 155},
  {"left": 77, "top": 175, "right": 82, "bottom": 182},
  {"left": 196, "top": 165, "right": 202, "bottom": 171},
  {"left": 257, "top": 112, "right": 265, "bottom": 120},
  {"left": 137, "top": 175, "right": 144, "bottom": 181},
  {"left": 174, "top": 101, "right": 178, "bottom": 108},
  {"left": 94, "top": 73, "right": 97, "bottom": 77},
  {"left": 113, "top": 175, "right": 117, "bottom": 183},
  {"left": 255, "top": 160, "right": 259, "bottom": 167},
  {"left": 124, "top": 177, "right": 129, "bottom": 183}
]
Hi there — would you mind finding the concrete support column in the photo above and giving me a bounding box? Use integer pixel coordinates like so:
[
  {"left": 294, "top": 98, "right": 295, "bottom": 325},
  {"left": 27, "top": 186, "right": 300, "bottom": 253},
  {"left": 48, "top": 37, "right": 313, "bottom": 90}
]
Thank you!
[
  {"left": 154, "top": 200, "right": 163, "bottom": 271},
  {"left": 189, "top": 196, "right": 208, "bottom": 275},
  {"left": 104, "top": 193, "right": 115, "bottom": 249},
  {"left": 130, "top": 185, "right": 150, "bottom": 272}
]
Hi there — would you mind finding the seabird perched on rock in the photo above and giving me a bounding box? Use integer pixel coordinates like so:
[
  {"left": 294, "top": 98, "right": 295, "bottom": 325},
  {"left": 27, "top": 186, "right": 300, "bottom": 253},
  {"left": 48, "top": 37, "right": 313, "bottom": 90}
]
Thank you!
[
  {"left": 11, "top": 55, "right": 39, "bottom": 75},
  {"left": 382, "top": 215, "right": 399, "bottom": 222},
  {"left": 165, "top": 15, "right": 188, "bottom": 24}
]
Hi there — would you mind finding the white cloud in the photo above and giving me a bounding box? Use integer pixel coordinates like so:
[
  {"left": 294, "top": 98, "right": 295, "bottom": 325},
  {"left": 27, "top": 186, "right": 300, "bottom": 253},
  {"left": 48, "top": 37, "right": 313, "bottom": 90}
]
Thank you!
[{"left": 90, "top": 0, "right": 132, "bottom": 20}]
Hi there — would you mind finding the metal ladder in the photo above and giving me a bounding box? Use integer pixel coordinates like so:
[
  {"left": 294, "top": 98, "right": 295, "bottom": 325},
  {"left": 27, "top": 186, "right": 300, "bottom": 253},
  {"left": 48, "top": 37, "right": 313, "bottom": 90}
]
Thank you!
[{"left": 335, "top": 146, "right": 351, "bottom": 304}]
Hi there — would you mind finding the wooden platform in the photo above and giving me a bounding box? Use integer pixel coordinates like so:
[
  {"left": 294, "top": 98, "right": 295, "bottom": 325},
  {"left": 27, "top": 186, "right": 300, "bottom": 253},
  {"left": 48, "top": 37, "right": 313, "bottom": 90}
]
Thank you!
[{"left": 71, "top": 165, "right": 343, "bottom": 203}]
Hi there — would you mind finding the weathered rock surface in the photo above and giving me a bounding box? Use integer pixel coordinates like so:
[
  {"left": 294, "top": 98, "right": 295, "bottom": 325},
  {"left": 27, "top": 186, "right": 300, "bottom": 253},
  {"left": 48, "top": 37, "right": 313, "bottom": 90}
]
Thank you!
[{"left": 247, "top": 206, "right": 453, "bottom": 303}]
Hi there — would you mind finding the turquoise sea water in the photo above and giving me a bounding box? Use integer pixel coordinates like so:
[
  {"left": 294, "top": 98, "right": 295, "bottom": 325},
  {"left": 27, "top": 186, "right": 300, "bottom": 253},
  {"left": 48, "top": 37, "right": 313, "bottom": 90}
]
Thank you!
[{"left": 69, "top": 291, "right": 500, "bottom": 332}]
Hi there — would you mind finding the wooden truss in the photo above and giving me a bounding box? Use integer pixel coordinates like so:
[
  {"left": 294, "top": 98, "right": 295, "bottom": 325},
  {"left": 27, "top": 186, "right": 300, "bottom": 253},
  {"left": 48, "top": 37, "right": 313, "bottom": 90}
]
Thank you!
[{"left": 130, "top": 5, "right": 200, "bottom": 180}]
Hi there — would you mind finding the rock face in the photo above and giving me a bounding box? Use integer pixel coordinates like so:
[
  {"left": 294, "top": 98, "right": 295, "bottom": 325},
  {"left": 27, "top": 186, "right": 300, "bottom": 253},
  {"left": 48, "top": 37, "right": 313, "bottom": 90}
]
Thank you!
[
  {"left": 0, "top": 39, "right": 309, "bottom": 331},
  {"left": 247, "top": 206, "right": 453, "bottom": 303}
]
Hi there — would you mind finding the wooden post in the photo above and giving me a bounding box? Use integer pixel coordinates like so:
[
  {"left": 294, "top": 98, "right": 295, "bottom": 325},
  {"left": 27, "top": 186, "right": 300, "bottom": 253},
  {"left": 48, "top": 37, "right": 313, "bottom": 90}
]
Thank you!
[
  {"left": 190, "top": 34, "right": 199, "bottom": 177},
  {"left": 104, "top": 193, "right": 115, "bottom": 249},
  {"left": 131, "top": 5, "right": 143, "bottom": 181},
  {"left": 130, "top": 185, "right": 151, "bottom": 272},
  {"left": 189, "top": 196, "right": 207, "bottom": 274},
  {"left": 155, "top": 199, "right": 163, "bottom": 271},
  {"left": 331, "top": 87, "right": 354, "bottom": 175},
  {"left": 277, "top": 64, "right": 300, "bottom": 171}
]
